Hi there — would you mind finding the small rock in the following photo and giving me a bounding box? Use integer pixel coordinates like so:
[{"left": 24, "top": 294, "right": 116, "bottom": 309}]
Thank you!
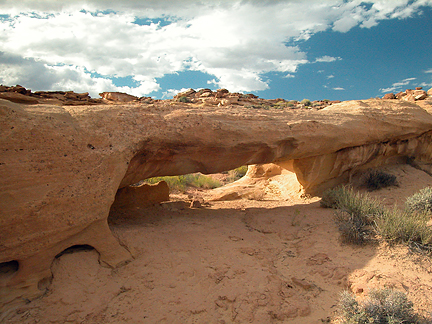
[
  {"left": 383, "top": 93, "right": 396, "bottom": 99},
  {"left": 413, "top": 90, "right": 427, "bottom": 100},
  {"left": 395, "top": 91, "right": 407, "bottom": 99},
  {"left": 190, "top": 200, "right": 202, "bottom": 208},
  {"left": 200, "top": 91, "right": 212, "bottom": 97},
  {"left": 401, "top": 93, "right": 415, "bottom": 102},
  {"left": 415, "top": 93, "right": 427, "bottom": 100},
  {"left": 291, "top": 277, "right": 313, "bottom": 291},
  {"left": 9, "top": 85, "right": 29, "bottom": 94},
  {"left": 99, "top": 92, "right": 138, "bottom": 102},
  {"left": 175, "top": 89, "right": 196, "bottom": 99}
]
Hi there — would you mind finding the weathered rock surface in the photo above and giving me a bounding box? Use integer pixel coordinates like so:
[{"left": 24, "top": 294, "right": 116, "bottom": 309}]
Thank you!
[
  {"left": 99, "top": 92, "right": 138, "bottom": 103},
  {"left": 386, "top": 87, "right": 432, "bottom": 102},
  {"left": 173, "top": 88, "right": 336, "bottom": 109},
  {"left": 110, "top": 181, "right": 169, "bottom": 210},
  {"left": 0, "top": 85, "right": 160, "bottom": 106},
  {"left": 382, "top": 93, "right": 396, "bottom": 99},
  {"left": 2, "top": 95, "right": 432, "bottom": 311}
]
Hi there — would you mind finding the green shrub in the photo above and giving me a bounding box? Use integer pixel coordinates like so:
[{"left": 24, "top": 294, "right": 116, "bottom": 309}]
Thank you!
[
  {"left": 321, "top": 186, "right": 384, "bottom": 217},
  {"left": 336, "top": 288, "right": 424, "bottom": 324},
  {"left": 188, "top": 174, "right": 221, "bottom": 189},
  {"left": 321, "top": 186, "right": 384, "bottom": 244},
  {"left": 322, "top": 186, "right": 432, "bottom": 249},
  {"left": 227, "top": 165, "right": 248, "bottom": 182},
  {"left": 144, "top": 173, "right": 221, "bottom": 192},
  {"left": 361, "top": 170, "right": 398, "bottom": 191},
  {"left": 406, "top": 187, "right": 432, "bottom": 213},
  {"left": 177, "top": 96, "right": 190, "bottom": 103},
  {"left": 321, "top": 186, "right": 353, "bottom": 209},
  {"left": 375, "top": 207, "right": 432, "bottom": 246},
  {"left": 300, "top": 98, "right": 311, "bottom": 106},
  {"left": 334, "top": 209, "right": 372, "bottom": 244}
]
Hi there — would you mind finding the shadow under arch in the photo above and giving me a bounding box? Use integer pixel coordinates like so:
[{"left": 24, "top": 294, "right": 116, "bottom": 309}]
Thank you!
[{"left": 104, "top": 196, "right": 379, "bottom": 322}]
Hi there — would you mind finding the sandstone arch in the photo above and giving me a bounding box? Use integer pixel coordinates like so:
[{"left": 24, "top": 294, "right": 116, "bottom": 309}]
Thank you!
[{"left": 2, "top": 97, "right": 432, "bottom": 310}]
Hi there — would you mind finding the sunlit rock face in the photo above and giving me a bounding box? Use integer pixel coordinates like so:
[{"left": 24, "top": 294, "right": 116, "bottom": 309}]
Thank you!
[{"left": 1, "top": 95, "right": 432, "bottom": 310}]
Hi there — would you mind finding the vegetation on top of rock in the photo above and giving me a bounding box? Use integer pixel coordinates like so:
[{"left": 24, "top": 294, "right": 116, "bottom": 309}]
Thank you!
[
  {"left": 300, "top": 98, "right": 311, "bottom": 106},
  {"left": 177, "top": 96, "right": 190, "bottom": 103}
]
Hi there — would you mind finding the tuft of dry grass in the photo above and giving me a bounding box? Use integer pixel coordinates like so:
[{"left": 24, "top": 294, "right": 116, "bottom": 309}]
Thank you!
[
  {"left": 321, "top": 186, "right": 432, "bottom": 250},
  {"left": 335, "top": 288, "right": 428, "bottom": 324}
]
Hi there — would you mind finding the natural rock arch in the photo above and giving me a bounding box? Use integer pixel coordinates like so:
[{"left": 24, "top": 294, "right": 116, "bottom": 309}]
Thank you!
[{"left": 2, "top": 97, "right": 432, "bottom": 311}]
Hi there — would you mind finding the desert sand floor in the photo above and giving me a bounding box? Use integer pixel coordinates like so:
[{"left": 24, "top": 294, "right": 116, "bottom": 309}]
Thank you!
[{"left": 4, "top": 165, "right": 432, "bottom": 323}]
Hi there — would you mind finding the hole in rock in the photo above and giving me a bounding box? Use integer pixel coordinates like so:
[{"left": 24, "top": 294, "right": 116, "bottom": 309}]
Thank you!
[
  {"left": 55, "top": 245, "right": 95, "bottom": 259},
  {"left": 108, "top": 166, "right": 249, "bottom": 225},
  {"left": 37, "top": 276, "right": 52, "bottom": 291},
  {"left": 0, "top": 260, "right": 19, "bottom": 281}
]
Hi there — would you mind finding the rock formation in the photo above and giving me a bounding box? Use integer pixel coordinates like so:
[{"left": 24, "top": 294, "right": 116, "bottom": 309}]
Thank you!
[
  {"left": 110, "top": 181, "right": 169, "bottom": 211},
  {"left": 383, "top": 87, "right": 429, "bottom": 102},
  {"left": 1, "top": 86, "right": 432, "bottom": 311},
  {"left": 0, "top": 85, "right": 158, "bottom": 106},
  {"left": 173, "top": 88, "right": 337, "bottom": 109},
  {"left": 99, "top": 91, "right": 138, "bottom": 103}
]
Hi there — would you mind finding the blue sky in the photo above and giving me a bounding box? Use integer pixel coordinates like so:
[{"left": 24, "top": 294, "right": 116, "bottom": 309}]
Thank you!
[{"left": 0, "top": 0, "right": 431, "bottom": 101}]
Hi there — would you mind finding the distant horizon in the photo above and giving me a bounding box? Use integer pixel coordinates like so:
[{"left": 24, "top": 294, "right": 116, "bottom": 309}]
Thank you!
[
  {"left": 3, "top": 82, "right": 430, "bottom": 103},
  {"left": 1, "top": 1, "right": 431, "bottom": 102}
]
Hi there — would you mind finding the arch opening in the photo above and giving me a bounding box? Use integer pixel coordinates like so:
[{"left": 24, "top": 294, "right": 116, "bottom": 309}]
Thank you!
[{"left": 108, "top": 166, "right": 250, "bottom": 226}]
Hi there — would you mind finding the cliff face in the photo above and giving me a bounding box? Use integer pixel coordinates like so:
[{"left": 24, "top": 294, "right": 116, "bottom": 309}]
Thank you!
[{"left": 1, "top": 97, "right": 432, "bottom": 309}]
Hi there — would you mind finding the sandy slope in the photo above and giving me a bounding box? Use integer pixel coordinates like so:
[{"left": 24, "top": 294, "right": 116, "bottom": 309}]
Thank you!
[{"left": 3, "top": 165, "right": 432, "bottom": 323}]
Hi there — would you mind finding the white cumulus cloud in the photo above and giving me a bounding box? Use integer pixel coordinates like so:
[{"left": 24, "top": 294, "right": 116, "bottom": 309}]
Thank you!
[
  {"left": 0, "top": 0, "right": 431, "bottom": 96},
  {"left": 315, "top": 56, "right": 342, "bottom": 63},
  {"left": 379, "top": 77, "right": 417, "bottom": 93}
]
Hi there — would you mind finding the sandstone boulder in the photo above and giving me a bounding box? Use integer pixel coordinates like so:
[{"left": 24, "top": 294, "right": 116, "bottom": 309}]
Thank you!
[
  {"left": 383, "top": 93, "right": 396, "bottom": 99},
  {"left": 200, "top": 91, "right": 213, "bottom": 97},
  {"left": 65, "top": 91, "right": 90, "bottom": 101},
  {"left": 0, "top": 92, "right": 39, "bottom": 104},
  {"left": 399, "top": 89, "right": 428, "bottom": 101},
  {"left": 174, "top": 89, "right": 196, "bottom": 100},
  {"left": 8, "top": 85, "right": 30, "bottom": 95},
  {"left": 414, "top": 90, "right": 428, "bottom": 100},
  {"left": 215, "top": 89, "right": 229, "bottom": 98},
  {"left": 395, "top": 91, "right": 406, "bottom": 99},
  {"left": 401, "top": 93, "right": 416, "bottom": 102},
  {"left": 99, "top": 92, "right": 138, "bottom": 102}
]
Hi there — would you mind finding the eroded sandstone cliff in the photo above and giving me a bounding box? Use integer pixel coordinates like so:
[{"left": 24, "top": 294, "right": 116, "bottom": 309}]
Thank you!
[{"left": 1, "top": 92, "right": 432, "bottom": 311}]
